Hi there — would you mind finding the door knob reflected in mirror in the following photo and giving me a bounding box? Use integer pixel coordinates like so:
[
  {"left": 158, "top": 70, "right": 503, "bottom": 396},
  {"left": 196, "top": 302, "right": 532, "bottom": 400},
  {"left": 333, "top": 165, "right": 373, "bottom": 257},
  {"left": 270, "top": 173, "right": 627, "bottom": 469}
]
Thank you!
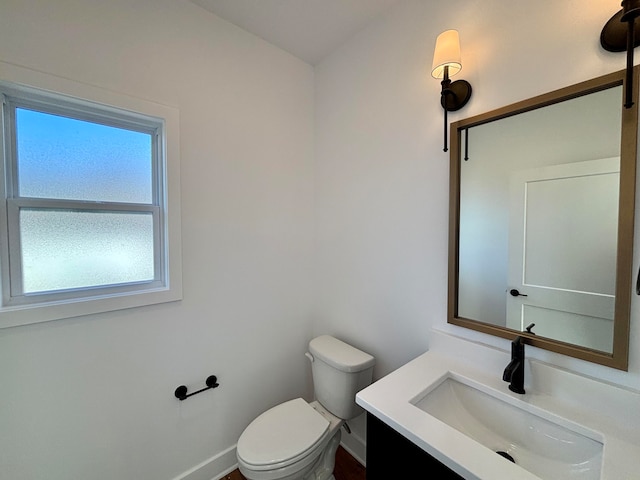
[{"left": 509, "top": 289, "right": 528, "bottom": 297}]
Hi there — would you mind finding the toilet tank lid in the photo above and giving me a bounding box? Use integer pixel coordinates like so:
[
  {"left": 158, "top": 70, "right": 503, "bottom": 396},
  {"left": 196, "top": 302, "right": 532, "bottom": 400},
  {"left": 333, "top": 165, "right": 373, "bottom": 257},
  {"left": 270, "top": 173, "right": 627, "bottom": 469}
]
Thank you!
[{"left": 309, "top": 335, "right": 375, "bottom": 373}]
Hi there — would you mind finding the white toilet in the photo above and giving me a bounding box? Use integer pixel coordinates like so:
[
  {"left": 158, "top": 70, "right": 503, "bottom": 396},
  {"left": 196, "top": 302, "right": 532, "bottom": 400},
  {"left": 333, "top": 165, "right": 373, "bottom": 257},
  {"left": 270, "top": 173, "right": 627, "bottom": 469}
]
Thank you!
[{"left": 236, "top": 335, "right": 375, "bottom": 480}]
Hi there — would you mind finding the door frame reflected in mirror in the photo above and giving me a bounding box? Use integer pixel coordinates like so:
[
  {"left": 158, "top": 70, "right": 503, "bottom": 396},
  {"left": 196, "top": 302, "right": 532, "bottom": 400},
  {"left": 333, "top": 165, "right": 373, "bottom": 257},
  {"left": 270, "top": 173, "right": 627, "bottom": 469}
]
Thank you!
[{"left": 448, "top": 68, "right": 638, "bottom": 370}]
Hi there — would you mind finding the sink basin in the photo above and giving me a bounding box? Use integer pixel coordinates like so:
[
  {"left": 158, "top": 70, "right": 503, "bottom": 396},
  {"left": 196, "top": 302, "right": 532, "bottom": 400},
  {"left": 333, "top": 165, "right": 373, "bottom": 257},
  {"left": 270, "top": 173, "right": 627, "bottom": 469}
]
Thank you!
[{"left": 412, "top": 374, "right": 603, "bottom": 480}]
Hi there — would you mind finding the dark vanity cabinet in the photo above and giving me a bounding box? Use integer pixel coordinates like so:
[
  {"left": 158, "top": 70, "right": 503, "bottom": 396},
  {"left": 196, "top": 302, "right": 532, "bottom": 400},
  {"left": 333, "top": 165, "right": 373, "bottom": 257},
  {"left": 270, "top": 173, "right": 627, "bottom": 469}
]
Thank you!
[{"left": 365, "top": 413, "right": 464, "bottom": 479}]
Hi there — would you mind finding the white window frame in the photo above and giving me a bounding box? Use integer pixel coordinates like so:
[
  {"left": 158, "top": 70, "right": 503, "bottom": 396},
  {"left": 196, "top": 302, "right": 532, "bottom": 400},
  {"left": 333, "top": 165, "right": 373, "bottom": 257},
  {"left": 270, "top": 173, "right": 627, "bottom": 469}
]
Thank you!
[{"left": 0, "top": 64, "right": 182, "bottom": 329}]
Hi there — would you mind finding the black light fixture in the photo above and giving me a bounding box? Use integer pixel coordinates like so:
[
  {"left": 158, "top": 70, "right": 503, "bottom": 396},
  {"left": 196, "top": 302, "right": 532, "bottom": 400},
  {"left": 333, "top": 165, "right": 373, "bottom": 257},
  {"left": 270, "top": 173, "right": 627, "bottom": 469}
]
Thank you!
[
  {"left": 432, "top": 30, "right": 472, "bottom": 152},
  {"left": 600, "top": 0, "right": 640, "bottom": 108}
]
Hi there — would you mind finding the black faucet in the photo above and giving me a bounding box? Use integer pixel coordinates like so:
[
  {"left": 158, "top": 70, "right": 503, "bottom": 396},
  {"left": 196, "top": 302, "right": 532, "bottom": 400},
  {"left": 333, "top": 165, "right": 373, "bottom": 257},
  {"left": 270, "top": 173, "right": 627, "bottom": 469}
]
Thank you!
[{"left": 502, "top": 336, "right": 525, "bottom": 394}]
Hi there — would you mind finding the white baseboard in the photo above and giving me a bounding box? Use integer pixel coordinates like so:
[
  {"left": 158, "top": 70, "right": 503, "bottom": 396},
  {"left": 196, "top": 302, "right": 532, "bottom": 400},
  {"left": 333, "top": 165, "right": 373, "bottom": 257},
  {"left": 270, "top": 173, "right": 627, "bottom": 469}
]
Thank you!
[
  {"left": 172, "top": 433, "right": 366, "bottom": 480},
  {"left": 171, "top": 444, "right": 238, "bottom": 480},
  {"left": 340, "top": 431, "right": 366, "bottom": 467}
]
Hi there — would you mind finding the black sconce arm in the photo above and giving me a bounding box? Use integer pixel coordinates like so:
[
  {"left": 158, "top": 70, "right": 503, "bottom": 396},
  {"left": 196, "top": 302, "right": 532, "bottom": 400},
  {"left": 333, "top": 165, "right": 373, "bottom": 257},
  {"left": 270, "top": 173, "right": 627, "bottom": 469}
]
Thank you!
[
  {"left": 438, "top": 66, "right": 472, "bottom": 152},
  {"left": 601, "top": 0, "right": 640, "bottom": 108}
]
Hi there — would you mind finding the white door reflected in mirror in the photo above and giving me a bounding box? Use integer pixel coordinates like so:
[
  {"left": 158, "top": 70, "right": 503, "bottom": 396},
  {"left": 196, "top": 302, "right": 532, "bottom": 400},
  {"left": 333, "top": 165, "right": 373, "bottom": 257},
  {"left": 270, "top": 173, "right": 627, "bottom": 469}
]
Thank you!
[{"left": 506, "top": 158, "right": 619, "bottom": 352}]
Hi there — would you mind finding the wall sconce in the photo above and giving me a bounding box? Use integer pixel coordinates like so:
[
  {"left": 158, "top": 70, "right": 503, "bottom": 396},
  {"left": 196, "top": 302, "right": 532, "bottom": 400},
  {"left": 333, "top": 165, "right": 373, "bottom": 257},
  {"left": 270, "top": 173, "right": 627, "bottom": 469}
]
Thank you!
[
  {"left": 432, "top": 29, "right": 472, "bottom": 152},
  {"left": 601, "top": 0, "right": 640, "bottom": 108}
]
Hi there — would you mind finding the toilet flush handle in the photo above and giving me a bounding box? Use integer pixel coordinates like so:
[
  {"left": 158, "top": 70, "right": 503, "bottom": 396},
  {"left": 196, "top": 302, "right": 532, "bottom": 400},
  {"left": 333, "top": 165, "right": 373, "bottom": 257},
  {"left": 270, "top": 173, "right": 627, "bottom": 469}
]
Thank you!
[{"left": 305, "top": 352, "right": 314, "bottom": 363}]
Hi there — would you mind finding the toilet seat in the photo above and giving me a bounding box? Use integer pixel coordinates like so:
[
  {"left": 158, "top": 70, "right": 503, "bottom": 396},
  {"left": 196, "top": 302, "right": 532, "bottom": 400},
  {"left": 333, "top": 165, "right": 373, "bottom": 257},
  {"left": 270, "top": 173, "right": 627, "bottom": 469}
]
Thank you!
[{"left": 237, "top": 398, "right": 331, "bottom": 471}]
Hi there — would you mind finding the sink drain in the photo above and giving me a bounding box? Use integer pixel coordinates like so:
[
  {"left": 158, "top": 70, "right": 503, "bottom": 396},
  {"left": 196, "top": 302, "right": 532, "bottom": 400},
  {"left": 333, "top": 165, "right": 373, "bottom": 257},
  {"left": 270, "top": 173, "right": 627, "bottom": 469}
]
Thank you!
[{"left": 496, "top": 451, "right": 515, "bottom": 463}]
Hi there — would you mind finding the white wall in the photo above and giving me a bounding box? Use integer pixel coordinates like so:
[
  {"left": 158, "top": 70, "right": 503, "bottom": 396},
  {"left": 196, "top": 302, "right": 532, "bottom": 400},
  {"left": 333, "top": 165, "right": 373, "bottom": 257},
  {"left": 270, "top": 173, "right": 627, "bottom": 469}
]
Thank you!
[
  {"left": 314, "top": 0, "right": 640, "bottom": 395},
  {"left": 0, "top": 1, "right": 315, "bottom": 479},
  {"left": 3, "top": 0, "right": 640, "bottom": 478}
]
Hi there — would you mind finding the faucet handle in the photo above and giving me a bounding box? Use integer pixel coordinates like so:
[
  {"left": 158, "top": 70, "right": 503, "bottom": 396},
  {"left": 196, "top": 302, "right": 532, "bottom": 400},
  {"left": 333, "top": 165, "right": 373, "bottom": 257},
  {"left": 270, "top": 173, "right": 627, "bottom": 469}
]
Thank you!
[{"left": 512, "top": 336, "right": 525, "bottom": 352}]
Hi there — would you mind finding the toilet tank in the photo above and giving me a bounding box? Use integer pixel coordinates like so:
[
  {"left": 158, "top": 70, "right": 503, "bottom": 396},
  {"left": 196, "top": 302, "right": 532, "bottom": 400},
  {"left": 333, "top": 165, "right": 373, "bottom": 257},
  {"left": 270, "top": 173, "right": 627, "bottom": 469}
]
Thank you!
[{"left": 308, "top": 335, "right": 375, "bottom": 420}]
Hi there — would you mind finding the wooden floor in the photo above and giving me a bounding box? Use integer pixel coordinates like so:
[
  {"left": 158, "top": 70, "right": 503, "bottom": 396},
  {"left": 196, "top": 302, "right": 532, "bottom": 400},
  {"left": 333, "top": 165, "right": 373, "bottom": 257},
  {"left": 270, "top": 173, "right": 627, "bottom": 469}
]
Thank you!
[{"left": 220, "top": 446, "right": 366, "bottom": 480}]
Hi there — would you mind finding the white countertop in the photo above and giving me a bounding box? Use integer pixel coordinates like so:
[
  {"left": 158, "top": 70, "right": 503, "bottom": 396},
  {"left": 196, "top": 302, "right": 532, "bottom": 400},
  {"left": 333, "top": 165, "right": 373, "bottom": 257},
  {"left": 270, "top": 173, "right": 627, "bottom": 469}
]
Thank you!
[{"left": 356, "top": 346, "right": 640, "bottom": 480}]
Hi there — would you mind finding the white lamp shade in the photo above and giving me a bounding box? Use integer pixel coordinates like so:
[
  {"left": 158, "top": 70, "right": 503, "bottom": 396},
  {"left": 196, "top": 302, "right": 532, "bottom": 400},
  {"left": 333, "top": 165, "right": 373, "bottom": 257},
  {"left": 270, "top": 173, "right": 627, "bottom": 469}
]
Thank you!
[{"left": 431, "top": 29, "right": 462, "bottom": 79}]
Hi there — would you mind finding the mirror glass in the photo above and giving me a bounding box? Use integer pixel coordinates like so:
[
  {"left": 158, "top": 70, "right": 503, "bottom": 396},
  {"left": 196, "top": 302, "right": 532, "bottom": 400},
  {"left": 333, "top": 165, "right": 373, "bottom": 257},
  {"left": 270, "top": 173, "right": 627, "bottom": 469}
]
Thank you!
[{"left": 449, "top": 69, "right": 637, "bottom": 370}]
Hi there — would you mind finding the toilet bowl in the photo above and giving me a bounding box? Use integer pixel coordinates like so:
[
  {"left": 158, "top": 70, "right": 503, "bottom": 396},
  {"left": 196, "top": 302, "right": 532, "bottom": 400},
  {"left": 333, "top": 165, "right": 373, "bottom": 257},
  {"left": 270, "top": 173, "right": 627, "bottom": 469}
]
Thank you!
[
  {"left": 237, "top": 399, "right": 343, "bottom": 480},
  {"left": 236, "top": 335, "right": 375, "bottom": 480}
]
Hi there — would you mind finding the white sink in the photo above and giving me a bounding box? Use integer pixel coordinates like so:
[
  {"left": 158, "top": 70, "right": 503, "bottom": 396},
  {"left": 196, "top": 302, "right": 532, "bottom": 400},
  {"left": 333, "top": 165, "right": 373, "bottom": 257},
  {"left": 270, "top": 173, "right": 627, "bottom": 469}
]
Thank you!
[{"left": 412, "top": 374, "right": 603, "bottom": 480}]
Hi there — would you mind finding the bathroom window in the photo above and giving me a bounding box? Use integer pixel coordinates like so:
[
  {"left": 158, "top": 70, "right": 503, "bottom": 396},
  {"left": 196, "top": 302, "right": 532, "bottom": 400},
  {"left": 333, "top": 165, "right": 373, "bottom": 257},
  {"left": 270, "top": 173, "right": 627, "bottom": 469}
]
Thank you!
[{"left": 0, "top": 80, "right": 182, "bottom": 328}]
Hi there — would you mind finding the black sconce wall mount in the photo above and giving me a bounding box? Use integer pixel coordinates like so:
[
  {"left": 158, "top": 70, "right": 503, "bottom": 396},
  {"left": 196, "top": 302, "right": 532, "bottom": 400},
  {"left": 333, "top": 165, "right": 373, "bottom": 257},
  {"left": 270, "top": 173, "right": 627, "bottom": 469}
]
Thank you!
[{"left": 601, "top": 0, "right": 640, "bottom": 108}]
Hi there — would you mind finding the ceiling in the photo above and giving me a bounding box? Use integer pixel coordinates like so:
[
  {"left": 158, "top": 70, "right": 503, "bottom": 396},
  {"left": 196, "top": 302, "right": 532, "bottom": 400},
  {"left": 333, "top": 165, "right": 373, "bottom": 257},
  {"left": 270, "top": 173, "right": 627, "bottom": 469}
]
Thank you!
[{"left": 189, "top": 0, "right": 403, "bottom": 65}]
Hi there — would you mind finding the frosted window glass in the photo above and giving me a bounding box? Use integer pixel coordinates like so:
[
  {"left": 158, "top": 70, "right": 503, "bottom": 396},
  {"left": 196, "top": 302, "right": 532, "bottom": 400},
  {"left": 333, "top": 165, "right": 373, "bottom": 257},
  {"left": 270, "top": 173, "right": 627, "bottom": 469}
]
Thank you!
[
  {"left": 16, "top": 108, "right": 153, "bottom": 204},
  {"left": 20, "top": 210, "right": 155, "bottom": 293}
]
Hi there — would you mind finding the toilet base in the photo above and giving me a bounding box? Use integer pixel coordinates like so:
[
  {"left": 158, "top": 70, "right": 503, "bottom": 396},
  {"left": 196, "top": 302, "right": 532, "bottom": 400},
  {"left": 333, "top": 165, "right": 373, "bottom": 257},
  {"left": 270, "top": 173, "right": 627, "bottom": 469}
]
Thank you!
[{"left": 302, "top": 429, "right": 341, "bottom": 480}]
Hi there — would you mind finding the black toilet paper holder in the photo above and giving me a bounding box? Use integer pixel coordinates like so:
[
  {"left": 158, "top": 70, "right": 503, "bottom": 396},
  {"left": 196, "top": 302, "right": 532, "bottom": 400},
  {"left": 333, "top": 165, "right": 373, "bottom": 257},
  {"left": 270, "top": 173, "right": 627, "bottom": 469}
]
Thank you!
[{"left": 174, "top": 375, "right": 219, "bottom": 401}]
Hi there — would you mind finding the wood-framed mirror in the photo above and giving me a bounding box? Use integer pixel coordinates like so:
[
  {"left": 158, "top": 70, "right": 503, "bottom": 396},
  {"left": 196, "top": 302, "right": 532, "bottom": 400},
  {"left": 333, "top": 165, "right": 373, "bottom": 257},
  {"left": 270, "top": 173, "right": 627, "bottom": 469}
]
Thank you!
[{"left": 448, "top": 67, "right": 638, "bottom": 370}]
